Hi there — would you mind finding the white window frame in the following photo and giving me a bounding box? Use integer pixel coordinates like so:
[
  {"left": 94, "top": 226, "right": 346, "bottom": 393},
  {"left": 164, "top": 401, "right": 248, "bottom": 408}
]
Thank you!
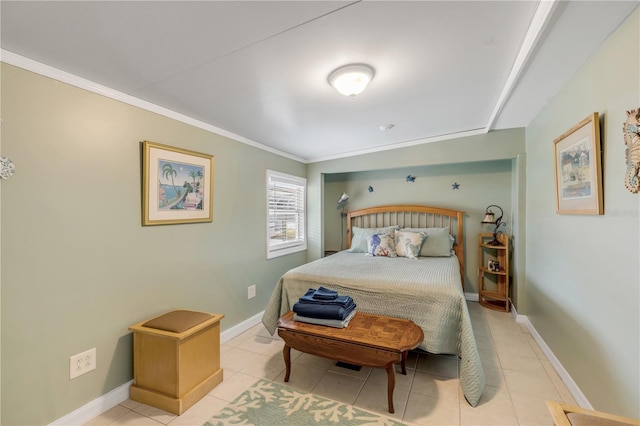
[{"left": 266, "top": 170, "right": 307, "bottom": 259}]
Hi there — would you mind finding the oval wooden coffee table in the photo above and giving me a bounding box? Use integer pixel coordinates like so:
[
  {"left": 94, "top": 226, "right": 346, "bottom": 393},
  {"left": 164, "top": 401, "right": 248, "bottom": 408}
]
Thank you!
[{"left": 277, "top": 311, "right": 424, "bottom": 413}]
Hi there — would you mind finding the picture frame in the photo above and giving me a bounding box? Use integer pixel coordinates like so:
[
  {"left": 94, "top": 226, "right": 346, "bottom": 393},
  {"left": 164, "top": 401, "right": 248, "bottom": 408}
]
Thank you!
[
  {"left": 142, "top": 141, "right": 214, "bottom": 225},
  {"left": 488, "top": 260, "right": 500, "bottom": 272},
  {"left": 553, "top": 113, "right": 603, "bottom": 215}
]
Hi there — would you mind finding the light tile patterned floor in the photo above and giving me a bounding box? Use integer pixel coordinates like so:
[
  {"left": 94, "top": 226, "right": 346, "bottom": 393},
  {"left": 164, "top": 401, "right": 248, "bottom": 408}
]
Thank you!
[{"left": 85, "top": 302, "right": 576, "bottom": 425}]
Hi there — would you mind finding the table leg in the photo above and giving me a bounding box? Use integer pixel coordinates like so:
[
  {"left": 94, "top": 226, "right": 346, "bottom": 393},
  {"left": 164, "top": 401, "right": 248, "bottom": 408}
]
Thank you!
[
  {"left": 386, "top": 365, "right": 395, "bottom": 414},
  {"left": 401, "top": 350, "right": 408, "bottom": 375},
  {"left": 283, "top": 344, "right": 291, "bottom": 382}
]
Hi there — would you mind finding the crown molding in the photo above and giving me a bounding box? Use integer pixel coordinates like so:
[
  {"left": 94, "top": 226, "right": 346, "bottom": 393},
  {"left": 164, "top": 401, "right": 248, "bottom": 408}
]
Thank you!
[
  {"left": 1, "top": 50, "right": 306, "bottom": 163},
  {"left": 307, "top": 127, "right": 487, "bottom": 163}
]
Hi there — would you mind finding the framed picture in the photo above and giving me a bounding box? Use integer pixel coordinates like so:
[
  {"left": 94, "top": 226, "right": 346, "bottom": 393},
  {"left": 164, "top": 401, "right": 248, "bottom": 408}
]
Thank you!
[
  {"left": 553, "top": 113, "right": 603, "bottom": 215},
  {"left": 142, "top": 141, "right": 214, "bottom": 225}
]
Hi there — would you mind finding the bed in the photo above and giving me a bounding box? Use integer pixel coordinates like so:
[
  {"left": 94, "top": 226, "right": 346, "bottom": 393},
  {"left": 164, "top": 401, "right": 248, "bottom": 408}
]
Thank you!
[{"left": 262, "top": 204, "right": 485, "bottom": 406}]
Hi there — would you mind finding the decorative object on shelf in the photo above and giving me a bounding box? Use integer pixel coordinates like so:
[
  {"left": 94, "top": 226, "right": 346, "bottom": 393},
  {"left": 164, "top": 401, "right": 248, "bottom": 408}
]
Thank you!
[
  {"left": 452, "top": 182, "right": 460, "bottom": 190},
  {"left": 328, "top": 64, "right": 375, "bottom": 97},
  {"left": 478, "top": 233, "right": 510, "bottom": 312},
  {"left": 142, "top": 141, "right": 214, "bottom": 226},
  {"left": 368, "top": 185, "right": 374, "bottom": 193},
  {"left": 488, "top": 260, "right": 500, "bottom": 272},
  {"left": 481, "top": 205, "right": 506, "bottom": 246},
  {"left": 406, "top": 175, "right": 416, "bottom": 183},
  {"left": 553, "top": 112, "right": 603, "bottom": 214},
  {"left": 623, "top": 108, "right": 640, "bottom": 194},
  {"left": 0, "top": 156, "right": 15, "bottom": 180}
]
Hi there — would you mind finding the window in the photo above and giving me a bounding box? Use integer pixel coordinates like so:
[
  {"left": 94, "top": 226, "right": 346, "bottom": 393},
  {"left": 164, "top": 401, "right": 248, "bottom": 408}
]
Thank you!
[{"left": 266, "top": 170, "right": 307, "bottom": 259}]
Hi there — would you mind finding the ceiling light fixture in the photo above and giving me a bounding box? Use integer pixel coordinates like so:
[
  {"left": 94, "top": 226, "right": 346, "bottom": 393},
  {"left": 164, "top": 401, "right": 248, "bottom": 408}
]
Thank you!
[{"left": 328, "top": 64, "right": 375, "bottom": 97}]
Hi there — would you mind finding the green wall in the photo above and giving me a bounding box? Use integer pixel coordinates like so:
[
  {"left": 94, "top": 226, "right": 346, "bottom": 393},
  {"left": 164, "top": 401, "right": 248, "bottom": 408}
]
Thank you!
[
  {"left": 525, "top": 8, "right": 639, "bottom": 418},
  {"left": 322, "top": 161, "right": 514, "bottom": 294},
  {"left": 0, "top": 64, "right": 307, "bottom": 425},
  {"left": 308, "top": 129, "right": 526, "bottom": 298}
]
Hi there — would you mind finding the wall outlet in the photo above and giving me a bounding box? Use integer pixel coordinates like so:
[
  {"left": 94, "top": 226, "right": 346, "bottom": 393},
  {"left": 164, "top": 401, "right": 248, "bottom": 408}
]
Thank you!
[
  {"left": 247, "top": 285, "right": 256, "bottom": 299},
  {"left": 70, "top": 347, "right": 96, "bottom": 380}
]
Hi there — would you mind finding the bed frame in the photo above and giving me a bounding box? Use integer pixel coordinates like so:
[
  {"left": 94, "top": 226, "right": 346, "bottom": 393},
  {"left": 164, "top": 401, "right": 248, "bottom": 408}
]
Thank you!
[{"left": 346, "top": 204, "right": 465, "bottom": 288}]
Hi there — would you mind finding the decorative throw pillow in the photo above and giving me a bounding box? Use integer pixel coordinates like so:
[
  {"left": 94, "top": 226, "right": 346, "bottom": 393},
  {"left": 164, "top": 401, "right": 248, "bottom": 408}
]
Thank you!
[
  {"left": 366, "top": 233, "right": 397, "bottom": 257},
  {"left": 348, "top": 226, "right": 399, "bottom": 253},
  {"left": 403, "top": 227, "right": 453, "bottom": 257},
  {"left": 395, "top": 231, "right": 428, "bottom": 259}
]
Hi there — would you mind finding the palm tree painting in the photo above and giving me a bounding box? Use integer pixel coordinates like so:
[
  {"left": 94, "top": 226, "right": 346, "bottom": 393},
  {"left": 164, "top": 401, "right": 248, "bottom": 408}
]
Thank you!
[
  {"left": 158, "top": 160, "right": 205, "bottom": 211},
  {"left": 143, "top": 141, "right": 213, "bottom": 226}
]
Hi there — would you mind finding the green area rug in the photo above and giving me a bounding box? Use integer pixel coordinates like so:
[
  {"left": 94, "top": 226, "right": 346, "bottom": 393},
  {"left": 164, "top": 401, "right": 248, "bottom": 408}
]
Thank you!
[{"left": 204, "top": 379, "right": 407, "bottom": 426}]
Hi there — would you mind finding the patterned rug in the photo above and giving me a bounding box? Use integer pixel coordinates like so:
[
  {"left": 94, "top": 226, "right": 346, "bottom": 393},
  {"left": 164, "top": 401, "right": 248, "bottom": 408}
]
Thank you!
[{"left": 204, "top": 379, "right": 407, "bottom": 426}]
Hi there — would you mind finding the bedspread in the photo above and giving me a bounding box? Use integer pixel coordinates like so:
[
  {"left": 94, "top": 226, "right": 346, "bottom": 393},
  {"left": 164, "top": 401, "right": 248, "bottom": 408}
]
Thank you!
[{"left": 262, "top": 251, "right": 485, "bottom": 406}]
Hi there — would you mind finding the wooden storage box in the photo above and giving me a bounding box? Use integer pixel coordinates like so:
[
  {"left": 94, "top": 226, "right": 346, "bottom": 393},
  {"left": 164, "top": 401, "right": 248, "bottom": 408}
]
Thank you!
[{"left": 129, "top": 310, "right": 224, "bottom": 415}]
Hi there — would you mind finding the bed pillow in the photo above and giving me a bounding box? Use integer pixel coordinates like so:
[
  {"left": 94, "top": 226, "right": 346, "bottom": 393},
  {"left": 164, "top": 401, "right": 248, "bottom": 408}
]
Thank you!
[
  {"left": 366, "top": 233, "right": 397, "bottom": 257},
  {"left": 348, "top": 225, "right": 399, "bottom": 253},
  {"left": 403, "top": 227, "right": 453, "bottom": 257},
  {"left": 395, "top": 231, "right": 428, "bottom": 259}
]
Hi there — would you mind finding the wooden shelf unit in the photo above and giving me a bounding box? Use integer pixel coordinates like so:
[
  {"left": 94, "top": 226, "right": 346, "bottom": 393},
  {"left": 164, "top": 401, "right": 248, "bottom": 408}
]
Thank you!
[{"left": 477, "top": 233, "right": 510, "bottom": 312}]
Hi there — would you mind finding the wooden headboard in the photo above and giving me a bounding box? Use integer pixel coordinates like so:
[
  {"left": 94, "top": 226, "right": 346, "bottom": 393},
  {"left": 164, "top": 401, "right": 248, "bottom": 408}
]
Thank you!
[{"left": 346, "top": 204, "right": 465, "bottom": 287}]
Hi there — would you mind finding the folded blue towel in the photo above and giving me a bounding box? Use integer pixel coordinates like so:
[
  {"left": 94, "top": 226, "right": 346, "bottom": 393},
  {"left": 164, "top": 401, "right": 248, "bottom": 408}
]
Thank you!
[
  {"left": 292, "top": 300, "right": 356, "bottom": 320},
  {"left": 298, "top": 288, "right": 354, "bottom": 307},
  {"left": 313, "top": 286, "right": 338, "bottom": 300}
]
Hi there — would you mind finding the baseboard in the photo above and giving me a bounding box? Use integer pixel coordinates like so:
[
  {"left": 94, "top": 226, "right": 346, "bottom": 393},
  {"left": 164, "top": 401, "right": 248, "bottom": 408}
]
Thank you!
[
  {"left": 511, "top": 305, "right": 593, "bottom": 410},
  {"left": 220, "top": 311, "right": 264, "bottom": 343},
  {"left": 465, "top": 292, "right": 479, "bottom": 302},
  {"left": 51, "top": 307, "right": 592, "bottom": 423},
  {"left": 49, "top": 311, "right": 265, "bottom": 425},
  {"left": 49, "top": 379, "right": 133, "bottom": 425}
]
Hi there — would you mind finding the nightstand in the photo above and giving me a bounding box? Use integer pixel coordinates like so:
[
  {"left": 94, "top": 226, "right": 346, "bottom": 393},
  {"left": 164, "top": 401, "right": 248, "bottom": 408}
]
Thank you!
[{"left": 477, "top": 233, "right": 510, "bottom": 312}]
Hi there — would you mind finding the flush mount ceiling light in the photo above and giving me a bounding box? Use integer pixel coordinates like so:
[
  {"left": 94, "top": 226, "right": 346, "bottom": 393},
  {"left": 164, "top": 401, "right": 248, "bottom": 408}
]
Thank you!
[{"left": 328, "top": 64, "right": 375, "bottom": 97}]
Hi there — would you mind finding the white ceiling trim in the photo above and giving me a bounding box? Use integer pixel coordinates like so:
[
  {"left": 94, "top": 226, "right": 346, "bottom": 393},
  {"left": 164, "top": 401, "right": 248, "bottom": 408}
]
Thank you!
[
  {"left": 307, "top": 127, "right": 488, "bottom": 163},
  {"left": 484, "top": 0, "right": 559, "bottom": 133},
  {"left": 3, "top": 48, "right": 492, "bottom": 165},
  {"left": 0, "top": 49, "right": 307, "bottom": 163}
]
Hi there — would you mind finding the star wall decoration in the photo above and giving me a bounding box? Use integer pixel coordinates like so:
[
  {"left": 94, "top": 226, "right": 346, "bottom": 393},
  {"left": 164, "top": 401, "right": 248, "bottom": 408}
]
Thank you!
[{"left": 452, "top": 182, "right": 460, "bottom": 190}]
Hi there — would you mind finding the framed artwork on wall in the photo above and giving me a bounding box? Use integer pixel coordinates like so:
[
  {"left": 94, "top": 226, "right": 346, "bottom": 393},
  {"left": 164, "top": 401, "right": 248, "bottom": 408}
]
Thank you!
[
  {"left": 623, "top": 108, "right": 640, "bottom": 194},
  {"left": 142, "top": 141, "right": 214, "bottom": 225},
  {"left": 553, "top": 112, "right": 603, "bottom": 215}
]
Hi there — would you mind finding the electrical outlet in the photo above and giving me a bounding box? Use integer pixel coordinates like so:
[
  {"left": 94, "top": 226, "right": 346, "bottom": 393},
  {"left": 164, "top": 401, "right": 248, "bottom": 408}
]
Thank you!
[
  {"left": 70, "top": 348, "right": 96, "bottom": 380},
  {"left": 247, "top": 285, "right": 256, "bottom": 299}
]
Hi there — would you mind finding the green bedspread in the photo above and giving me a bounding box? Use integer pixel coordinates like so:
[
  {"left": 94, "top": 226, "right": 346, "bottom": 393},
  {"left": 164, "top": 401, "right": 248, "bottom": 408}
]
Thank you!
[{"left": 262, "top": 251, "right": 485, "bottom": 406}]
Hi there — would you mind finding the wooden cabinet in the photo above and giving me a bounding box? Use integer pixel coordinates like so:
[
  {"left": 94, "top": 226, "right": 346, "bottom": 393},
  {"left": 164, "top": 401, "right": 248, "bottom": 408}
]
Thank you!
[
  {"left": 129, "top": 310, "right": 224, "bottom": 415},
  {"left": 477, "top": 233, "right": 510, "bottom": 312}
]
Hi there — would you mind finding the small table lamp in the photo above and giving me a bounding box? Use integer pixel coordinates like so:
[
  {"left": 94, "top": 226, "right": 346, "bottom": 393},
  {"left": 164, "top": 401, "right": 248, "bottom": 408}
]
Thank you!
[{"left": 481, "top": 205, "right": 506, "bottom": 246}]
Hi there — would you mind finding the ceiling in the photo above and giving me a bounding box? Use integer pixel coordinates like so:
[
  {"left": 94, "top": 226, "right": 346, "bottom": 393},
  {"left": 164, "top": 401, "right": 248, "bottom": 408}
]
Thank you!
[{"left": 1, "top": 1, "right": 637, "bottom": 162}]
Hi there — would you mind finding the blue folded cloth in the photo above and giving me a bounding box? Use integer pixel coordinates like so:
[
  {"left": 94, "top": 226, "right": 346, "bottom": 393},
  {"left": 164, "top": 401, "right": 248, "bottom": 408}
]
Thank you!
[
  {"left": 312, "top": 286, "right": 338, "bottom": 300},
  {"left": 292, "top": 300, "right": 356, "bottom": 320},
  {"left": 298, "top": 288, "right": 354, "bottom": 307}
]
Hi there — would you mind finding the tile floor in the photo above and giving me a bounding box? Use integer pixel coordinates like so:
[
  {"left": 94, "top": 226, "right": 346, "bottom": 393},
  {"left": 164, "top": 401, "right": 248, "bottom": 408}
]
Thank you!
[{"left": 85, "top": 302, "right": 576, "bottom": 425}]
